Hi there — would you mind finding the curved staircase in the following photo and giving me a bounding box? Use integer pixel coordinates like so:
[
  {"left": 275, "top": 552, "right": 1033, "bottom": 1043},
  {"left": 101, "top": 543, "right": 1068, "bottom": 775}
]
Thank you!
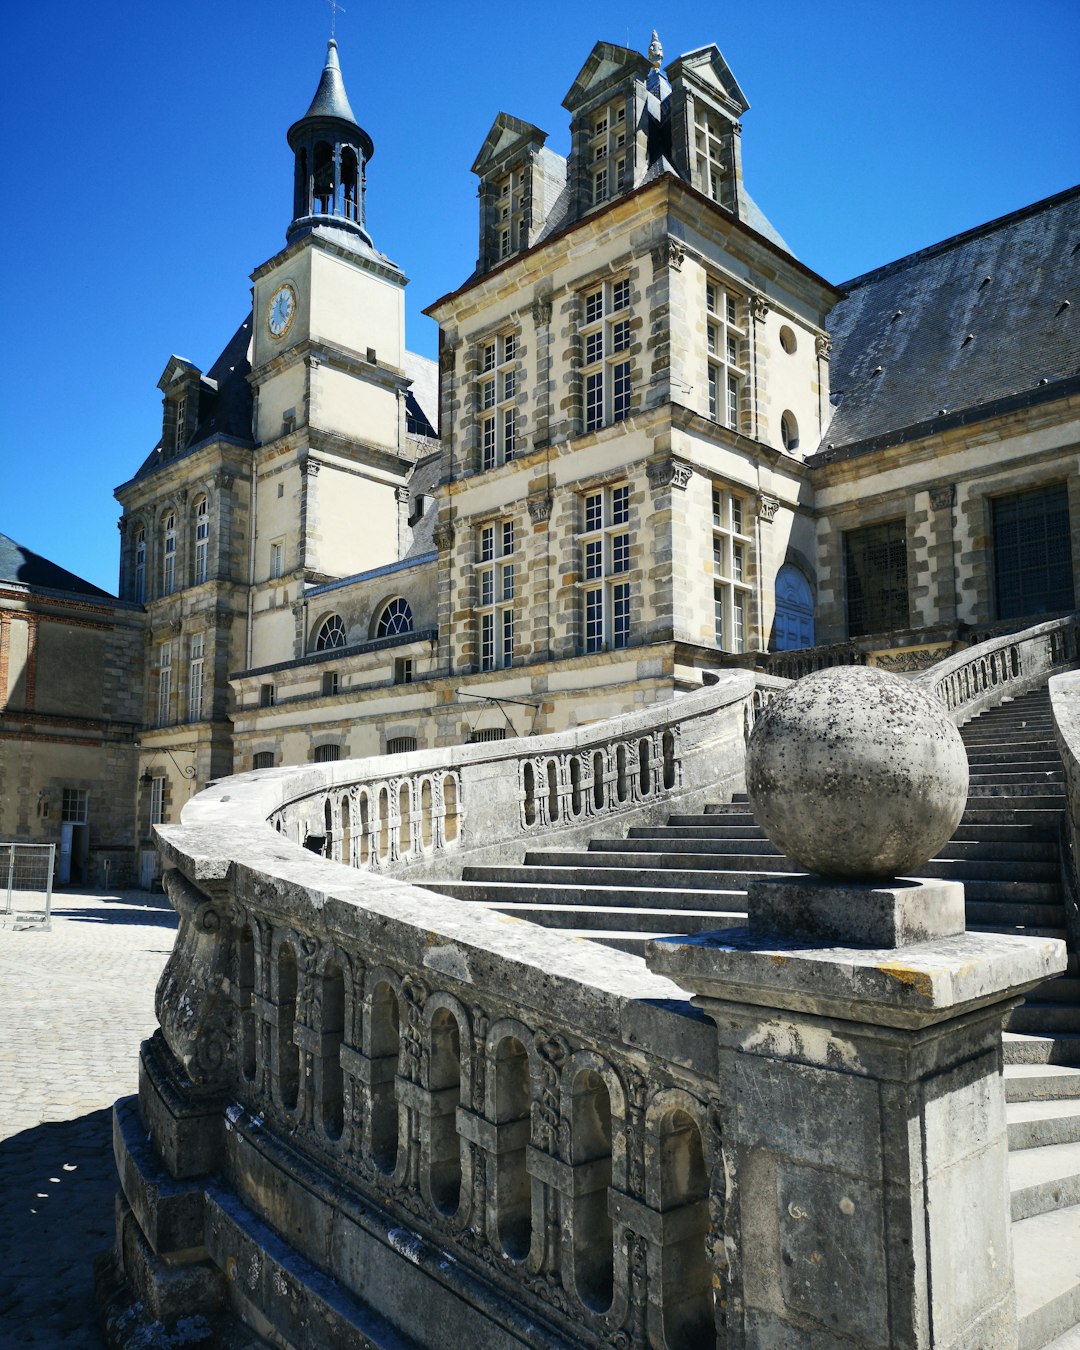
[{"left": 427, "top": 684, "right": 1080, "bottom": 1347}]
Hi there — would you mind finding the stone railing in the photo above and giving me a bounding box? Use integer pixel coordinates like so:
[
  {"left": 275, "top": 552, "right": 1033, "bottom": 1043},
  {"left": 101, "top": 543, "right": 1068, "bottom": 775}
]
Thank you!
[
  {"left": 760, "top": 640, "right": 868, "bottom": 681},
  {"left": 253, "top": 670, "right": 787, "bottom": 880},
  {"left": 1050, "top": 669, "right": 1080, "bottom": 958},
  {"left": 912, "top": 612, "right": 1080, "bottom": 724},
  {"left": 134, "top": 806, "right": 727, "bottom": 1348}
]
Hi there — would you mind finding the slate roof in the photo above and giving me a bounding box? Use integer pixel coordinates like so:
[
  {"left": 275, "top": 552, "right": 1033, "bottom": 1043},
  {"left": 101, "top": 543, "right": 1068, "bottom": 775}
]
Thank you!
[
  {"left": 814, "top": 185, "right": 1080, "bottom": 459},
  {"left": 0, "top": 532, "right": 114, "bottom": 599},
  {"left": 402, "top": 450, "right": 443, "bottom": 560},
  {"left": 295, "top": 40, "right": 358, "bottom": 128}
]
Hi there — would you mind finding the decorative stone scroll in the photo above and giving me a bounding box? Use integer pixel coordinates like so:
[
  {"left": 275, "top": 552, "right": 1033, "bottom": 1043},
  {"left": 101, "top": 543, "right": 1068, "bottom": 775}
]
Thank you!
[
  {"left": 650, "top": 240, "right": 685, "bottom": 273},
  {"left": 527, "top": 494, "right": 553, "bottom": 524},
  {"left": 815, "top": 333, "right": 833, "bottom": 361},
  {"left": 757, "top": 493, "right": 780, "bottom": 522},
  {"left": 395, "top": 486, "right": 411, "bottom": 504},
  {"left": 751, "top": 295, "right": 770, "bottom": 323},
  {"left": 646, "top": 458, "right": 692, "bottom": 492}
]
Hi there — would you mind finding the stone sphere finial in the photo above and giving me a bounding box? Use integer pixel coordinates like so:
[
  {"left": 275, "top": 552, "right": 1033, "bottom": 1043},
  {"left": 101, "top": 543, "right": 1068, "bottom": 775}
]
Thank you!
[{"left": 746, "top": 666, "right": 968, "bottom": 881}]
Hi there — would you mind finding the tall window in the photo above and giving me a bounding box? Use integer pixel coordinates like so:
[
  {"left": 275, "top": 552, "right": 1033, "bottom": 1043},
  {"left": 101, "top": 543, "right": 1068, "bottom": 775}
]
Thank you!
[
  {"left": 376, "top": 598, "right": 414, "bottom": 636},
  {"left": 133, "top": 528, "right": 146, "bottom": 603},
  {"left": 496, "top": 167, "right": 525, "bottom": 259},
  {"left": 314, "top": 614, "right": 347, "bottom": 650},
  {"left": 993, "top": 484, "right": 1074, "bottom": 620},
  {"left": 712, "top": 487, "right": 752, "bottom": 652},
  {"left": 175, "top": 397, "right": 186, "bottom": 453},
  {"left": 588, "top": 101, "right": 628, "bottom": 205},
  {"left": 149, "top": 777, "right": 165, "bottom": 825},
  {"left": 162, "top": 512, "right": 177, "bottom": 594},
  {"left": 845, "top": 520, "right": 909, "bottom": 637},
  {"left": 694, "top": 104, "right": 727, "bottom": 203},
  {"left": 581, "top": 279, "right": 632, "bottom": 433},
  {"left": 580, "top": 484, "right": 631, "bottom": 653},
  {"left": 188, "top": 633, "right": 204, "bottom": 722},
  {"left": 476, "top": 333, "right": 520, "bottom": 470},
  {"left": 157, "top": 643, "right": 172, "bottom": 726},
  {"left": 706, "top": 281, "right": 745, "bottom": 432},
  {"left": 269, "top": 541, "right": 284, "bottom": 579},
  {"left": 193, "top": 497, "right": 209, "bottom": 584},
  {"left": 477, "top": 521, "right": 515, "bottom": 671}
]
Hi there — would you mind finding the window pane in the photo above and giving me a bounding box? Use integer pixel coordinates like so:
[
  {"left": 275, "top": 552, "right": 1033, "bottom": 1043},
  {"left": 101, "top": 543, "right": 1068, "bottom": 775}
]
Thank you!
[
  {"left": 993, "top": 484, "right": 1074, "bottom": 620},
  {"left": 845, "top": 520, "right": 909, "bottom": 637}
]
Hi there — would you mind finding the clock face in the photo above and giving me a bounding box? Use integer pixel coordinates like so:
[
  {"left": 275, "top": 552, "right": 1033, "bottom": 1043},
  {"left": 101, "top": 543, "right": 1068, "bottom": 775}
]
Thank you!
[{"left": 267, "top": 283, "right": 297, "bottom": 339}]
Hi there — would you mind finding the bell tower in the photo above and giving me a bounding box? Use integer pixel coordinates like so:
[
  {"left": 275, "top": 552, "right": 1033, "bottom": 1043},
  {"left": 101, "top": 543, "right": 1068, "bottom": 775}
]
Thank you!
[{"left": 286, "top": 40, "right": 374, "bottom": 245}]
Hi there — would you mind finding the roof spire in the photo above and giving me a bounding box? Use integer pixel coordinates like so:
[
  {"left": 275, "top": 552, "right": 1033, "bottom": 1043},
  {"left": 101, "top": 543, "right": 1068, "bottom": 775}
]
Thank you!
[
  {"left": 648, "top": 30, "right": 663, "bottom": 71},
  {"left": 323, "top": 0, "right": 346, "bottom": 40}
]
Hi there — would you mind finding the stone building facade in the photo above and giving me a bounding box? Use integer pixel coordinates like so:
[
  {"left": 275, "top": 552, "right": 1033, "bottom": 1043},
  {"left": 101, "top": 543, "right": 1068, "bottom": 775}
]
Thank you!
[
  {"left": 116, "top": 33, "right": 1078, "bottom": 823},
  {"left": 0, "top": 534, "right": 143, "bottom": 885}
]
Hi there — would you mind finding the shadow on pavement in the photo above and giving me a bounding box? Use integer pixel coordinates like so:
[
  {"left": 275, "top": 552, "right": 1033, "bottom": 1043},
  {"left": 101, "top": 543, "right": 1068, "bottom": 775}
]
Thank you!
[
  {"left": 0, "top": 1108, "right": 119, "bottom": 1346},
  {"left": 57, "top": 905, "right": 179, "bottom": 930}
]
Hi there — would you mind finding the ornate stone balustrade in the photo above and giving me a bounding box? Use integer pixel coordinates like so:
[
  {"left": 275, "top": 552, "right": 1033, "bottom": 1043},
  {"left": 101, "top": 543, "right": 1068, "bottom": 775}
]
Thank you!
[
  {"left": 258, "top": 670, "right": 787, "bottom": 880},
  {"left": 912, "top": 613, "right": 1080, "bottom": 723},
  {"left": 125, "top": 806, "right": 728, "bottom": 1348},
  {"left": 1050, "top": 669, "right": 1080, "bottom": 957}
]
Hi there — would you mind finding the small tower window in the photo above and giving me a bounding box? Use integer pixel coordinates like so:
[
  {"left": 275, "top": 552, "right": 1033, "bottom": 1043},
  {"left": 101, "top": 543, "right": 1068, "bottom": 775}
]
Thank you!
[
  {"left": 162, "top": 511, "right": 177, "bottom": 595},
  {"left": 175, "top": 397, "right": 187, "bottom": 453},
  {"left": 193, "top": 497, "right": 209, "bottom": 584},
  {"left": 133, "top": 528, "right": 146, "bottom": 603}
]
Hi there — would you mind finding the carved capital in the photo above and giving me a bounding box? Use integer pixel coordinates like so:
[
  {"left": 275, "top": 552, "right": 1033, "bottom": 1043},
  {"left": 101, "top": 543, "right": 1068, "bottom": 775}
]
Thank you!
[
  {"left": 214, "top": 471, "right": 234, "bottom": 492},
  {"left": 302, "top": 459, "right": 321, "bottom": 479},
  {"left": 929, "top": 484, "right": 956, "bottom": 511},
  {"left": 646, "top": 458, "right": 692, "bottom": 492},
  {"left": 532, "top": 298, "right": 553, "bottom": 327},
  {"left": 527, "top": 494, "right": 553, "bottom": 524},
  {"left": 752, "top": 295, "right": 770, "bottom": 323},
  {"left": 433, "top": 522, "right": 456, "bottom": 551},
  {"left": 306, "top": 354, "right": 322, "bottom": 370},
  {"left": 438, "top": 342, "right": 458, "bottom": 374},
  {"left": 757, "top": 493, "right": 780, "bottom": 522},
  {"left": 815, "top": 333, "right": 833, "bottom": 362},
  {"left": 117, "top": 516, "right": 127, "bottom": 534},
  {"left": 395, "top": 486, "right": 411, "bottom": 504},
  {"left": 650, "top": 240, "right": 685, "bottom": 273}
]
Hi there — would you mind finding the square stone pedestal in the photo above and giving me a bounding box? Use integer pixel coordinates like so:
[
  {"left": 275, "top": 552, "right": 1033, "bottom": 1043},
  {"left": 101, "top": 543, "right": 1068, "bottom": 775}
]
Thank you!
[{"left": 647, "top": 875, "right": 1067, "bottom": 1350}]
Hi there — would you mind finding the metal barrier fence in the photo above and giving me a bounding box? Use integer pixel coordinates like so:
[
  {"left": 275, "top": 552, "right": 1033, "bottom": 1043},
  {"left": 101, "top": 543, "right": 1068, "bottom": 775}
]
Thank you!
[{"left": 1, "top": 843, "right": 56, "bottom": 930}]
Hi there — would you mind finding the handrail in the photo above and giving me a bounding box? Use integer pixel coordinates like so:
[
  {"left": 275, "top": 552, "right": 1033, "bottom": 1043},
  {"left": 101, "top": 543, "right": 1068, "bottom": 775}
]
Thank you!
[
  {"left": 184, "top": 669, "right": 788, "bottom": 880},
  {"left": 1050, "top": 671, "right": 1080, "bottom": 958},
  {"left": 911, "top": 613, "right": 1080, "bottom": 724}
]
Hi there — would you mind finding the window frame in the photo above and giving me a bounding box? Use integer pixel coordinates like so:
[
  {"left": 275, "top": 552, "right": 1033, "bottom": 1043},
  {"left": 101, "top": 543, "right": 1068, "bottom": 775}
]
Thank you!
[
  {"left": 844, "top": 518, "right": 910, "bottom": 638},
  {"left": 712, "top": 486, "right": 753, "bottom": 653},
  {"left": 162, "top": 511, "right": 177, "bottom": 595},
  {"left": 188, "top": 632, "right": 204, "bottom": 722},
  {"left": 580, "top": 278, "right": 632, "bottom": 434},
  {"left": 157, "top": 642, "right": 172, "bottom": 726},
  {"left": 476, "top": 520, "right": 516, "bottom": 671},
  {"left": 587, "top": 100, "right": 628, "bottom": 206},
  {"left": 375, "top": 598, "right": 414, "bottom": 637},
  {"left": 193, "top": 496, "right": 209, "bottom": 584},
  {"left": 314, "top": 614, "right": 347, "bottom": 650},
  {"left": 476, "top": 332, "right": 521, "bottom": 471},
  {"left": 579, "top": 483, "right": 632, "bottom": 653},
  {"left": 706, "top": 281, "right": 745, "bottom": 432}
]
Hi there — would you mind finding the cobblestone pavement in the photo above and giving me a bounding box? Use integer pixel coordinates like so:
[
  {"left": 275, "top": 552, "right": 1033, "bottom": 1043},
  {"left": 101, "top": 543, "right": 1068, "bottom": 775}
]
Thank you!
[{"left": 0, "top": 889, "right": 177, "bottom": 1346}]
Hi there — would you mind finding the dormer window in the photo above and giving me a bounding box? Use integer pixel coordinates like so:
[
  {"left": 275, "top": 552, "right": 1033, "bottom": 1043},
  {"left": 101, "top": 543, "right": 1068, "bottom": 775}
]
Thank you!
[
  {"left": 162, "top": 511, "right": 177, "bottom": 595},
  {"left": 589, "top": 101, "right": 627, "bottom": 206},
  {"left": 497, "top": 167, "right": 525, "bottom": 259},
  {"left": 694, "top": 104, "right": 727, "bottom": 203},
  {"left": 175, "top": 397, "right": 187, "bottom": 453}
]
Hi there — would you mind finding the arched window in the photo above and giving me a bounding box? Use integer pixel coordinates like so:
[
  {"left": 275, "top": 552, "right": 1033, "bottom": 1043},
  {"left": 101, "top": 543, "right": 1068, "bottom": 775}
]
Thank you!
[
  {"left": 314, "top": 614, "right": 347, "bottom": 650},
  {"left": 193, "top": 496, "right": 209, "bottom": 584},
  {"left": 376, "top": 598, "right": 413, "bottom": 637},
  {"left": 133, "top": 528, "right": 146, "bottom": 603},
  {"left": 780, "top": 410, "right": 800, "bottom": 452},
  {"left": 162, "top": 511, "right": 177, "bottom": 595}
]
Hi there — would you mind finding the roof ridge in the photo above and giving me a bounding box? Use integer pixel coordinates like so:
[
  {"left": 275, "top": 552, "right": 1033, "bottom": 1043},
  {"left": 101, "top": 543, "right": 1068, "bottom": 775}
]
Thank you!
[{"left": 838, "top": 182, "right": 1080, "bottom": 291}]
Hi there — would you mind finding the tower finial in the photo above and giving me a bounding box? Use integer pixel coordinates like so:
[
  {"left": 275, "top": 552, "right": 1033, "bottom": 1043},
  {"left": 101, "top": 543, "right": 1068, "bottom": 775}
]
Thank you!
[
  {"left": 648, "top": 30, "right": 663, "bottom": 71},
  {"left": 323, "top": 0, "right": 346, "bottom": 40}
]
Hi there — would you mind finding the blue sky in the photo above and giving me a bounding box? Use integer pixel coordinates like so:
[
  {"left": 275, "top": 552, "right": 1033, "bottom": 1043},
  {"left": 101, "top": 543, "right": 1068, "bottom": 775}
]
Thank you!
[{"left": 3, "top": 0, "right": 1078, "bottom": 593}]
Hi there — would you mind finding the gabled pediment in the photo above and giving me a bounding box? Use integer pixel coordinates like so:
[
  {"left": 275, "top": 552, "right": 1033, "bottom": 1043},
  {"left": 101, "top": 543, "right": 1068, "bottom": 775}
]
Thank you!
[
  {"left": 156, "top": 355, "right": 201, "bottom": 392},
  {"left": 471, "top": 113, "right": 548, "bottom": 177},
  {"left": 666, "top": 45, "right": 749, "bottom": 116},
  {"left": 562, "top": 41, "right": 651, "bottom": 112}
]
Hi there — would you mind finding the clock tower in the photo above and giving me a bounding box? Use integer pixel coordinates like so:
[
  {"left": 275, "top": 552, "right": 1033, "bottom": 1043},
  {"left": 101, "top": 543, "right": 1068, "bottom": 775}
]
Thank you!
[{"left": 246, "top": 39, "right": 416, "bottom": 665}]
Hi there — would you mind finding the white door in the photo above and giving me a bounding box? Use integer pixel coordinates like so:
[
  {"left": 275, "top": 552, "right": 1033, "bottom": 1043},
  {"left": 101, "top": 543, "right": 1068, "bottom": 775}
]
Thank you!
[{"left": 139, "top": 849, "right": 157, "bottom": 891}]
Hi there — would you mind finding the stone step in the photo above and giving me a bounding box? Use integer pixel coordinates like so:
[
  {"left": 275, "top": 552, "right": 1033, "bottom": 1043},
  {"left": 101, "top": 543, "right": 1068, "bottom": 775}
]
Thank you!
[
  {"left": 1013, "top": 1202, "right": 1080, "bottom": 1350},
  {"left": 426, "top": 879, "right": 749, "bottom": 911},
  {"left": 959, "top": 879, "right": 1061, "bottom": 903},
  {"left": 1010, "top": 1139, "right": 1080, "bottom": 1221},
  {"left": 968, "top": 769, "right": 1065, "bottom": 785},
  {"left": 965, "top": 749, "right": 1062, "bottom": 766},
  {"left": 1010, "top": 1005, "right": 1080, "bottom": 1036},
  {"left": 628, "top": 826, "right": 772, "bottom": 844},
  {"left": 477, "top": 902, "right": 743, "bottom": 934},
  {"left": 1004, "top": 1033, "right": 1080, "bottom": 1068},
  {"left": 1038, "top": 978, "right": 1080, "bottom": 1005},
  {"left": 959, "top": 807, "right": 1064, "bottom": 829},
  {"left": 666, "top": 813, "right": 759, "bottom": 828},
  {"left": 462, "top": 863, "right": 797, "bottom": 891},
  {"left": 1005, "top": 1066, "right": 1080, "bottom": 1103},
  {"left": 952, "top": 823, "right": 1061, "bottom": 843},
  {"left": 601, "top": 835, "right": 782, "bottom": 856},
  {"left": 966, "top": 787, "right": 1065, "bottom": 804},
  {"left": 1008, "top": 1099, "right": 1080, "bottom": 1151},
  {"left": 966, "top": 901, "right": 1065, "bottom": 928}
]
